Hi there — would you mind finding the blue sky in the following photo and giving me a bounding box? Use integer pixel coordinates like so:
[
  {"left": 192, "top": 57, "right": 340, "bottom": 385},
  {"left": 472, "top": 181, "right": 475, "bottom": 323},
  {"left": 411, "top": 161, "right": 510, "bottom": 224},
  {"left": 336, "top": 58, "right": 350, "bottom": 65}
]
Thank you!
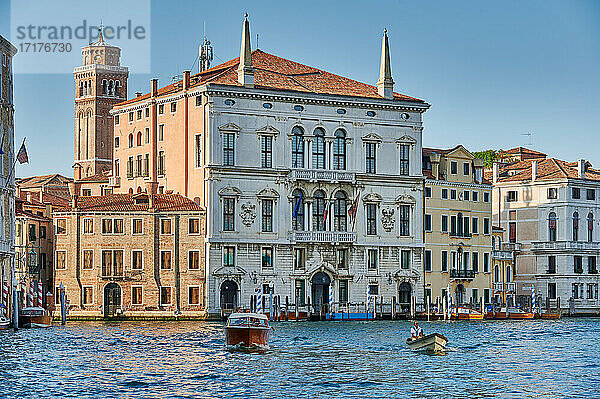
[{"left": 1, "top": 0, "right": 599, "bottom": 177}]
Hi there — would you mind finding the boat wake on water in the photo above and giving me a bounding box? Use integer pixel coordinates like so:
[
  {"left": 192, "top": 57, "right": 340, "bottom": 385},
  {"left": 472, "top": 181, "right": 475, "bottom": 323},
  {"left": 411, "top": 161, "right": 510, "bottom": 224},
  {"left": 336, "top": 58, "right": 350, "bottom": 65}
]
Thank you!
[{"left": 226, "top": 342, "right": 269, "bottom": 353}]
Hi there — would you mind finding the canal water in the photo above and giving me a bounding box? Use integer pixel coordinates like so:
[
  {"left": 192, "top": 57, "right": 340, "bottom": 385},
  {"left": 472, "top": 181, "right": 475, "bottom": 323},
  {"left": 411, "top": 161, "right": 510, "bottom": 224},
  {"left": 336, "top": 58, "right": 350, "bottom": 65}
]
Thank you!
[{"left": 0, "top": 319, "right": 598, "bottom": 398}]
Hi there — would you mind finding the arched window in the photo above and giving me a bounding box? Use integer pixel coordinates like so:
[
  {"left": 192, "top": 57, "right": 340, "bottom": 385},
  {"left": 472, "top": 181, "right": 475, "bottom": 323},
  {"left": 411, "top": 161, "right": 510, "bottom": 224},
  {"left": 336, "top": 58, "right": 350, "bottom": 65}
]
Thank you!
[
  {"left": 548, "top": 212, "right": 557, "bottom": 242},
  {"left": 492, "top": 236, "right": 496, "bottom": 250},
  {"left": 128, "top": 188, "right": 134, "bottom": 194},
  {"left": 108, "top": 80, "right": 114, "bottom": 96},
  {"left": 291, "top": 126, "right": 304, "bottom": 168},
  {"left": 114, "top": 81, "right": 120, "bottom": 97},
  {"left": 79, "top": 81, "right": 83, "bottom": 97},
  {"left": 137, "top": 186, "right": 142, "bottom": 193},
  {"left": 128, "top": 133, "right": 134, "bottom": 148},
  {"left": 506, "top": 266, "right": 512, "bottom": 282},
  {"left": 588, "top": 212, "right": 594, "bottom": 242},
  {"left": 313, "top": 190, "right": 326, "bottom": 231},
  {"left": 457, "top": 213, "right": 464, "bottom": 236},
  {"left": 312, "top": 128, "right": 326, "bottom": 169},
  {"left": 573, "top": 212, "right": 579, "bottom": 241},
  {"left": 333, "top": 129, "right": 346, "bottom": 170},
  {"left": 333, "top": 191, "right": 347, "bottom": 232},
  {"left": 89, "top": 79, "right": 93, "bottom": 95},
  {"left": 83, "top": 81, "right": 88, "bottom": 96},
  {"left": 292, "top": 189, "right": 305, "bottom": 231},
  {"left": 136, "top": 132, "right": 142, "bottom": 146},
  {"left": 494, "top": 265, "right": 500, "bottom": 282},
  {"left": 102, "top": 79, "right": 107, "bottom": 95}
]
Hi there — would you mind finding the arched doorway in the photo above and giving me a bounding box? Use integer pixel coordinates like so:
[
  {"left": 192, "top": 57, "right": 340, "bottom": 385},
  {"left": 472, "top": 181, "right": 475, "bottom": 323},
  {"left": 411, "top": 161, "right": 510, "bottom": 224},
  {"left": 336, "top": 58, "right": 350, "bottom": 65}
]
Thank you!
[
  {"left": 311, "top": 272, "right": 331, "bottom": 310},
  {"left": 220, "top": 280, "right": 238, "bottom": 311},
  {"left": 398, "top": 282, "right": 412, "bottom": 306},
  {"left": 104, "top": 283, "right": 121, "bottom": 317},
  {"left": 455, "top": 284, "right": 466, "bottom": 305}
]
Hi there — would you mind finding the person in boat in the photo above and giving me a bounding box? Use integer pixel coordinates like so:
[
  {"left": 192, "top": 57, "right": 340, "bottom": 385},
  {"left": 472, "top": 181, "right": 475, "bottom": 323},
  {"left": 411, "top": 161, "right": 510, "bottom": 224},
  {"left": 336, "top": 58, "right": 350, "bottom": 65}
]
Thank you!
[{"left": 410, "top": 321, "right": 424, "bottom": 340}]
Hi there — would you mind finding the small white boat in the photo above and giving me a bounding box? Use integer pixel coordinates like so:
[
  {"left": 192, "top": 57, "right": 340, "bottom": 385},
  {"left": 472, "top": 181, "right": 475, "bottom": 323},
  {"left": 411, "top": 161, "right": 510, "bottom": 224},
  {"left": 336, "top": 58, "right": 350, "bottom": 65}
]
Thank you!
[
  {"left": 406, "top": 333, "right": 448, "bottom": 352},
  {"left": 0, "top": 316, "right": 10, "bottom": 330}
]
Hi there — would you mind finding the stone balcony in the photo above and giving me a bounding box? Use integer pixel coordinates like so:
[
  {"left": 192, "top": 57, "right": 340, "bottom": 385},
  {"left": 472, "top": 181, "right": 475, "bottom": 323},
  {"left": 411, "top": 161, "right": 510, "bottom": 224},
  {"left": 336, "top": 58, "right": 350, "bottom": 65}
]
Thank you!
[
  {"left": 492, "top": 250, "right": 513, "bottom": 260},
  {"left": 493, "top": 282, "right": 516, "bottom": 292},
  {"left": 288, "top": 230, "right": 357, "bottom": 243},
  {"left": 502, "top": 242, "right": 521, "bottom": 252},
  {"left": 531, "top": 241, "right": 600, "bottom": 252},
  {"left": 449, "top": 269, "right": 475, "bottom": 280},
  {"left": 288, "top": 168, "right": 355, "bottom": 183}
]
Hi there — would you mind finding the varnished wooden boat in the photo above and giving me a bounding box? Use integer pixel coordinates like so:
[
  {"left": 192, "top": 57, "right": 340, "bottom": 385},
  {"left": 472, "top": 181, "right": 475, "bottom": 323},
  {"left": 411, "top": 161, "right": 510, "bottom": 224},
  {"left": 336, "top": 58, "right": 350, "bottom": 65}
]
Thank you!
[
  {"left": 452, "top": 307, "right": 484, "bottom": 320},
  {"left": 485, "top": 308, "right": 508, "bottom": 319},
  {"left": 225, "top": 313, "right": 271, "bottom": 348},
  {"left": 0, "top": 316, "right": 10, "bottom": 330},
  {"left": 507, "top": 307, "right": 534, "bottom": 319},
  {"left": 406, "top": 333, "right": 448, "bottom": 352},
  {"left": 536, "top": 311, "right": 561, "bottom": 320},
  {"left": 19, "top": 307, "right": 52, "bottom": 328}
]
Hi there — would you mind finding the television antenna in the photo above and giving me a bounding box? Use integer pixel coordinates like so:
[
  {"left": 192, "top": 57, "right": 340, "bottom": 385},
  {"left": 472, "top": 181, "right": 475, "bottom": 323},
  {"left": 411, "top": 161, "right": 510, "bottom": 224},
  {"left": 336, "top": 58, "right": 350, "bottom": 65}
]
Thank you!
[{"left": 521, "top": 132, "right": 534, "bottom": 147}]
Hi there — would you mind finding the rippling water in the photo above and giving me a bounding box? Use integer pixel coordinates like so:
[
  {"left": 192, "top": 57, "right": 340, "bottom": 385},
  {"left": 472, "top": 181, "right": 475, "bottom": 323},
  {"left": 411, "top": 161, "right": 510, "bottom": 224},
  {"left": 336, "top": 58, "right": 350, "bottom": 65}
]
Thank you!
[{"left": 0, "top": 318, "right": 598, "bottom": 398}]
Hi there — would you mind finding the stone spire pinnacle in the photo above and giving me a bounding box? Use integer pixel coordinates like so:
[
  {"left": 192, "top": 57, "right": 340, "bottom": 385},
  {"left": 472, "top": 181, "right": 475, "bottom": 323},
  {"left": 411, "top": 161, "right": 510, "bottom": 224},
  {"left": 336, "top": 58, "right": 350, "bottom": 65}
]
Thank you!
[
  {"left": 237, "top": 13, "right": 254, "bottom": 87},
  {"left": 377, "top": 28, "right": 394, "bottom": 99}
]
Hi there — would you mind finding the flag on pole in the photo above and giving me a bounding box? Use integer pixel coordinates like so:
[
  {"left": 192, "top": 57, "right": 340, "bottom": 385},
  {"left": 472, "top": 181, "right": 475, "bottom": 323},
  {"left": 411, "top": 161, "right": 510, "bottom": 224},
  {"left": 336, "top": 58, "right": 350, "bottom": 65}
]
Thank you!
[
  {"left": 348, "top": 192, "right": 360, "bottom": 230},
  {"left": 322, "top": 200, "right": 330, "bottom": 227},
  {"left": 16, "top": 141, "right": 28, "bottom": 164},
  {"left": 256, "top": 285, "right": 262, "bottom": 314},
  {"left": 292, "top": 191, "right": 303, "bottom": 219}
]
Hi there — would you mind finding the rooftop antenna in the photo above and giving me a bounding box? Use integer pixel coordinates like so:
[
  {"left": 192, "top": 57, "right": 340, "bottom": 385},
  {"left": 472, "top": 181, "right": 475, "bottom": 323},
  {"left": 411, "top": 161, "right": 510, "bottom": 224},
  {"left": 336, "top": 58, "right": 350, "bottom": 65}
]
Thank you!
[
  {"left": 199, "top": 28, "right": 213, "bottom": 73},
  {"left": 521, "top": 132, "right": 534, "bottom": 147},
  {"left": 257, "top": 33, "right": 259, "bottom": 49}
]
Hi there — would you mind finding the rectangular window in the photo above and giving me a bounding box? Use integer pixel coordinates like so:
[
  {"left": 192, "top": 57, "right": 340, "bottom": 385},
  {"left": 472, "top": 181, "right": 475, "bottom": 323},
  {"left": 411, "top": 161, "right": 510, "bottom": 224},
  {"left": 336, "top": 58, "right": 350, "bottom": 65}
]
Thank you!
[
  {"left": 261, "top": 199, "right": 273, "bottom": 232},
  {"left": 548, "top": 283, "right": 556, "bottom": 299},
  {"left": 158, "top": 104, "right": 164, "bottom": 115},
  {"left": 223, "top": 246, "right": 235, "bottom": 267},
  {"left": 81, "top": 189, "right": 92, "bottom": 197},
  {"left": 160, "top": 218, "right": 172, "bottom": 235},
  {"left": 471, "top": 288, "right": 478, "bottom": 303},
  {"left": 56, "top": 219, "right": 66, "bottom": 235},
  {"left": 424, "top": 214, "right": 432, "bottom": 232},
  {"left": 441, "top": 215, "right": 448, "bottom": 233},
  {"left": 547, "top": 188, "right": 557, "bottom": 199},
  {"left": 261, "top": 135, "right": 273, "bottom": 168},
  {"left": 368, "top": 285, "right": 379, "bottom": 296},
  {"left": 483, "top": 192, "right": 490, "bottom": 203},
  {"left": 509, "top": 222, "right": 516, "bottom": 243},
  {"left": 472, "top": 217, "right": 478, "bottom": 234},
  {"left": 143, "top": 154, "right": 149, "bottom": 176},
  {"left": 472, "top": 252, "right": 479, "bottom": 273},
  {"left": 483, "top": 253, "right": 490, "bottom": 273},
  {"left": 399, "top": 205, "right": 410, "bottom": 236},
  {"left": 295, "top": 280, "right": 306, "bottom": 306},
  {"left": 574, "top": 255, "right": 583, "bottom": 273},
  {"left": 472, "top": 191, "right": 478, "bottom": 202},
  {"left": 137, "top": 109, "right": 142, "bottom": 120},
  {"left": 588, "top": 189, "right": 596, "bottom": 200},
  {"left": 450, "top": 216, "right": 457, "bottom": 235},
  {"left": 463, "top": 216, "right": 470, "bottom": 236},
  {"left": 463, "top": 191, "right": 470, "bottom": 201},
  {"left": 367, "top": 249, "right": 378, "bottom": 271},
  {"left": 572, "top": 187, "right": 581, "bottom": 199},
  {"left": 366, "top": 142, "right": 376, "bottom": 174},
  {"left": 366, "top": 204, "right": 377, "bottom": 235},
  {"left": 115, "top": 115, "right": 120, "bottom": 125},
  {"left": 189, "top": 218, "right": 200, "bottom": 234},
  {"left": 399, "top": 144, "right": 409, "bottom": 176},
  {"left": 223, "top": 198, "right": 235, "bottom": 231},
  {"left": 160, "top": 251, "right": 172, "bottom": 270},
  {"left": 484, "top": 288, "right": 490, "bottom": 304},
  {"left": 483, "top": 218, "right": 490, "bottom": 235},
  {"left": 339, "top": 280, "right": 349, "bottom": 305},
  {"left": 40, "top": 226, "right": 47, "bottom": 239},
  {"left": 135, "top": 154, "right": 142, "bottom": 177},
  {"left": 158, "top": 124, "right": 164, "bottom": 141},
  {"left": 132, "top": 219, "right": 143, "bottom": 235},
  {"left": 548, "top": 255, "right": 556, "bottom": 274},
  {"left": 83, "top": 218, "right": 93, "bottom": 234},
  {"left": 196, "top": 95, "right": 202, "bottom": 106},
  {"left": 82, "top": 250, "right": 93, "bottom": 270},
  {"left": 587, "top": 283, "right": 598, "bottom": 300},
  {"left": 195, "top": 134, "right": 202, "bottom": 167},
  {"left": 101, "top": 250, "right": 123, "bottom": 277},
  {"left": 223, "top": 132, "right": 235, "bottom": 166},
  {"left": 463, "top": 162, "right": 470, "bottom": 175},
  {"left": 401, "top": 250, "right": 411, "bottom": 269},
  {"left": 129, "top": 111, "right": 134, "bottom": 122},
  {"left": 101, "top": 219, "right": 112, "bottom": 234},
  {"left": 261, "top": 247, "right": 273, "bottom": 269},
  {"left": 170, "top": 102, "right": 177, "bottom": 113},
  {"left": 507, "top": 191, "right": 518, "bottom": 202},
  {"left": 589, "top": 256, "right": 597, "bottom": 274},
  {"left": 127, "top": 156, "right": 134, "bottom": 178},
  {"left": 189, "top": 286, "right": 201, "bottom": 305},
  {"left": 145, "top": 107, "right": 150, "bottom": 118},
  {"left": 160, "top": 287, "right": 172, "bottom": 305},
  {"left": 572, "top": 283, "right": 582, "bottom": 300},
  {"left": 425, "top": 187, "right": 432, "bottom": 198},
  {"left": 131, "top": 286, "right": 143, "bottom": 305},
  {"left": 158, "top": 151, "right": 165, "bottom": 175},
  {"left": 132, "top": 250, "right": 143, "bottom": 270},
  {"left": 337, "top": 249, "right": 347, "bottom": 269},
  {"left": 424, "top": 250, "right": 432, "bottom": 272},
  {"left": 188, "top": 250, "right": 200, "bottom": 270},
  {"left": 441, "top": 250, "right": 448, "bottom": 272},
  {"left": 450, "top": 161, "right": 457, "bottom": 175},
  {"left": 441, "top": 189, "right": 448, "bottom": 199},
  {"left": 55, "top": 251, "right": 67, "bottom": 270},
  {"left": 450, "top": 190, "right": 457, "bottom": 200},
  {"left": 82, "top": 287, "right": 93, "bottom": 305},
  {"left": 294, "top": 248, "right": 305, "bottom": 270}
]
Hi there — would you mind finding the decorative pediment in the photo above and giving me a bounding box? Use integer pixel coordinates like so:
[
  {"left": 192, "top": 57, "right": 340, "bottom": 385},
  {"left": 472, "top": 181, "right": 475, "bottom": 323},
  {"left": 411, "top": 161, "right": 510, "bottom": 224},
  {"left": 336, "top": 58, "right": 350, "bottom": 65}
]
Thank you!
[
  {"left": 218, "top": 122, "right": 241, "bottom": 132},
  {"left": 361, "top": 133, "right": 383, "bottom": 142},
  {"left": 212, "top": 265, "right": 248, "bottom": 277},
  {"left": 256, "top": 187, "right": 279, "bottom": 199},
  {"left": 396, "top": 135, "right": 417, "bottom": 146},
  {"left": 395, "top": 194, "right": 416, "bottom": 204},
  {"left": 363, "top": 192, "right": 382, "bottom": 203},
  {"left": 256, "top": 125, "right": 280, "bottom": 136},
  {"left": 218, "top": 186, "right": 241, "bottom": 197}
]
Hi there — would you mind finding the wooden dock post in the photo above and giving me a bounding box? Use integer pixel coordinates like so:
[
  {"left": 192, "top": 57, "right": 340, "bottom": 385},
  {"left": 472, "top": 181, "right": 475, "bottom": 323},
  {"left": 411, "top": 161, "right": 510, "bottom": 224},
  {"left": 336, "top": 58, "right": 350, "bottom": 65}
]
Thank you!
[
  {"left": 443, "top": 296, "right": 447, "bottom": 321},
  {"left": 410, "top": 295, "right": 415, "bottom": 319},
  {"left": 480, "top": 296, "right": 484, "bottom": 314},
  {"left": 392, "top": 296, "right": 396, "bottom": 320},
  {"left": 427, "top": 299, "right": 430, "bottom": 322},
  {"left": 285, "top": 296, "right": 289, "bottom": 321}
]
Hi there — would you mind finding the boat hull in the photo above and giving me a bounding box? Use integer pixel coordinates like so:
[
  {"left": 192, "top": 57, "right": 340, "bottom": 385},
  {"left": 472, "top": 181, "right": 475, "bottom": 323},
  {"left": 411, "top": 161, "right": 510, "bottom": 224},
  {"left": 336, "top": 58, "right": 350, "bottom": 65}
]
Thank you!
[
  {"left": 406, "top": 333, "right": 448, "bottom": 352},
  {"left": 30, "top": 315, "right": 52, "bottom": 328},
  {"left": 536, "top": 312, "right": 561, "bottom": 320},
  {"left": 508, "top": 312, "right": 534, "bottom": 319},
  {"left": 225, "top": 326, "right": 270, "bottom": 348}
]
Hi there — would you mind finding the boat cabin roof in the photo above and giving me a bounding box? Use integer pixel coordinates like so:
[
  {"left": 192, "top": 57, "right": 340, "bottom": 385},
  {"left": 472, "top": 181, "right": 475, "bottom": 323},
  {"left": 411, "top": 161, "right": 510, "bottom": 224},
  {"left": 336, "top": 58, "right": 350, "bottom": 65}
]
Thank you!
[{"left": 229, "top": 312, "right": 268, "bottom": 320}]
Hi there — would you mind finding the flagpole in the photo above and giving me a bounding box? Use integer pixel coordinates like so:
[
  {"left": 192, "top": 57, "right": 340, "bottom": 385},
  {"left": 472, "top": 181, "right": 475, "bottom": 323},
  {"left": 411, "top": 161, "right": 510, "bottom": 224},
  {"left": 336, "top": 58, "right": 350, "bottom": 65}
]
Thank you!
[{"left": 5, "top": 137, "right": 25, "bottom": 189}]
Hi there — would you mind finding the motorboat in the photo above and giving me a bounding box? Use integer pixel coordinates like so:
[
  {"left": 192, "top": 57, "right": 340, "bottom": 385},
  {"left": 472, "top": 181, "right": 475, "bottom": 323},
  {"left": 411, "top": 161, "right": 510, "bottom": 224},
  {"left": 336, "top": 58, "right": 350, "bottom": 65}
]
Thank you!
[
  {"left": 406, "top": 333, "right": 448, "bottom": 352},
  {"left": 224, "top": 313, "right": 271, "bottom": 348},
  {"left": 507, "top": 307, "right": 534, "bottom": 319},
  {"left": 0, "top": 316, "right": 10, "bottom": 330},
  {"left": 452, "top": 307, "right": 484, "bottom": 320},
  {"left": 19, "top": 307, "right": 52, "bottom": 328},
  {"left": 485, "top": 307, "right": 508, "bottom": 320},
  {"left": 535, "top": 311, "right": 561, "bottom": 320}
]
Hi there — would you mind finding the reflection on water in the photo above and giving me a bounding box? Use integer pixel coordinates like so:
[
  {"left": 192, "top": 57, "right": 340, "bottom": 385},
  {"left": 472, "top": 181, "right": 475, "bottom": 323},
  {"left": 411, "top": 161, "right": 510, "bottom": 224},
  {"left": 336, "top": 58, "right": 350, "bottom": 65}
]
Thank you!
[{"left": 0, "top": 319, "right": 598, "bottom": 398}]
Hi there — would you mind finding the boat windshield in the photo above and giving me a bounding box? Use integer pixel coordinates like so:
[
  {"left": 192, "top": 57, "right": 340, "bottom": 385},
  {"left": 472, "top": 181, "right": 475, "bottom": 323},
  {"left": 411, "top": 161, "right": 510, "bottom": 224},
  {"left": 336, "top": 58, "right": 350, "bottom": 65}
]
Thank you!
[
  {"left": 228, "top": 317, "right": 249, "bottom": 326},
  {"left": 249, "top": 317, "right": 268, "bottom": 327}
]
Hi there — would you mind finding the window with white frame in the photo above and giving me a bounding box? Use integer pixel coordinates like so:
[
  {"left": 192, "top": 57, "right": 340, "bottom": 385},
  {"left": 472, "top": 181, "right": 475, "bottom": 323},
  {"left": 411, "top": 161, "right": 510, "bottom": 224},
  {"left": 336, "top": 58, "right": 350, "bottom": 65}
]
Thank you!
[
  {"left": 188, "top": 250, "right": 200, "bottom": 270},
  {"left": 160, "top": 250, "right": 172, "bottom": 270},
  {"left": 83, "top": 218, "right": 93, "bottom": 234},
  {"left": 160, "top": 286, "right": 173, "bottom": 305},
  {"left": 132, "top": 250, "right": 143, "bottom": 270},
  {"left": 223, "top": 132, "right": 235, "bottom": 166},
  {"left": 261, "top": 135, "right": 273, "bottom": 168},
  {"left": 82, "top": 250, "right": 93, "bottom": 270},
  {"left": 399, "top": 144, "right": 409, "bottom": 176}
]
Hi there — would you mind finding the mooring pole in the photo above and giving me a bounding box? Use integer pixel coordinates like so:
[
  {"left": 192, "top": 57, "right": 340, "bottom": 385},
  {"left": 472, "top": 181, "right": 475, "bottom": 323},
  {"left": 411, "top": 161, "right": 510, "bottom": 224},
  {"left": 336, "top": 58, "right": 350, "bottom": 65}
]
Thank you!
[
  {"left": 60, "top": 282, "right": 66, "bottom": 325},
  {"left": 11, "top": 260, "right": 18, "bottom": 331}
]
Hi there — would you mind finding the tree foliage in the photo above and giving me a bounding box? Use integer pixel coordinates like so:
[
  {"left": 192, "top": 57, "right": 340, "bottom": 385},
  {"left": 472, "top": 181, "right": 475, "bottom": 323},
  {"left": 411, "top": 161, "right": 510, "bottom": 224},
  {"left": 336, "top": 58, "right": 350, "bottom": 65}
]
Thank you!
[{"left": 472, "top": 149, "right": 500, "bottom": 168}]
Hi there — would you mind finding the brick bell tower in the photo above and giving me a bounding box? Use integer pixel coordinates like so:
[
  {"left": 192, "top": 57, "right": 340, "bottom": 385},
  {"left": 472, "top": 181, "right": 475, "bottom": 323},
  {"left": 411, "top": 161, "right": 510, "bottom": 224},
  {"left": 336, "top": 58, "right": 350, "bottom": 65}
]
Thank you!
[{"left": 73, "top": 27, "right": 128, "bottom": 179}]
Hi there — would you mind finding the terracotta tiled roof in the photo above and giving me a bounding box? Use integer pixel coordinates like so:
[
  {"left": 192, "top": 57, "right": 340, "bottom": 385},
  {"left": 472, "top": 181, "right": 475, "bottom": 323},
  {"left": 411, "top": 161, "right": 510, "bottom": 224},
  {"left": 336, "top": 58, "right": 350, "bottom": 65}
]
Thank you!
[
  {"left": 115, "top": 50, "right": 426, "bottom": 108},
  {"left": 16, "top": 208, "right": 51, "bottom": 222},
  {"left": 57, "top": 194, "right": 204, "bottom": 213},
  {"left": 17, "top": 190, "right": 70, "bottom": 208},
  {"left": 16, "top": 174, "right": 72, "bottom": 189},
  {"left": 496, "top": 158, "right": 600, "bottom": 183},
  {"left": 499, "top": 147, "right": 546, "bottom": 157}
]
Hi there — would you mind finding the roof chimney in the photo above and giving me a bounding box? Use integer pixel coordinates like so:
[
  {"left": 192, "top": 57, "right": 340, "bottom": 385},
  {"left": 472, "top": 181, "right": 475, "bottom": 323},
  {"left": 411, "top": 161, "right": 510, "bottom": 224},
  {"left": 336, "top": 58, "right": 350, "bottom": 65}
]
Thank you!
[
  {"left": 150, "top": 78, "right": 158, "bottom": 97},
  {"left": 145, "top": 181, "right": 158, "bottom": 211},
  {"left": 183, "top": 70, "right": 191, "bottom": 90},
  {"left": 493, "top": 162, "right": 499, "bottom": 184},
  {"left": 577, "top": 159, "right": 585, "bottom": 179},
  {"left": 237, "top": 14, "right": 254, "bottom": 87},
  {"left": 68, "top": 182, "right": 79, "bottom": 210},
  {"left": 26, "top": 191, "right": 32, "bottom": 203},
  {"left": 531, "top": 160, "right": 538, "bottom": 182},
  {"left": 377, "top": 29, "right": 394, "bottom": 99}
]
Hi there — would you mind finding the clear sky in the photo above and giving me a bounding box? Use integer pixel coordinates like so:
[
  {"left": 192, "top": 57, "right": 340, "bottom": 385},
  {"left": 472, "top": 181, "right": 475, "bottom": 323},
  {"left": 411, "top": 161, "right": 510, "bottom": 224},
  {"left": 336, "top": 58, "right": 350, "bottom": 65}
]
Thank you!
[{"left": 1, "top": 0, "right": 599, "bottom": 177}]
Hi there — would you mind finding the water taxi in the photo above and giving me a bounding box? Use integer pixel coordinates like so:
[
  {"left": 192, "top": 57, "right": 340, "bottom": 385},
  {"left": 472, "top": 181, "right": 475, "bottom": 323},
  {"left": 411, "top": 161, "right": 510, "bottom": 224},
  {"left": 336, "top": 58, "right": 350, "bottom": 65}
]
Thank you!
[
  {"left": 406, "top": 333, "right": 448, "bottom": 352},
  {"left": 507, "top": 307, "right": 534, "bottom": 319},
  {"left": 0, "top": 316, "right": 10, "bottom": 330},
  {"left": 452, "top": 307, "right": 484, "bottom": 320},
  {"left": 536, "top": 311, "right": 561, "bottom": 320},
  {"left": 19, "top": 307, "right": 52, "bottom": 328},
  {"left": 224, "top": 313, "right": 271, "bottom": 348}
]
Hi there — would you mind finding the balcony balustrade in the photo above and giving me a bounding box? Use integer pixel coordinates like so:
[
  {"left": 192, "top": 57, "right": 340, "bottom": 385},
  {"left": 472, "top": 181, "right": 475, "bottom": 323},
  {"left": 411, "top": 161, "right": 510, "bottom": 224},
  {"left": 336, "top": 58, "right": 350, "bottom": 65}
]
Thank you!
[
  {"left": 502, "top": 242, "right": 521, "bottom": 252},
  {"left": 449, "top": 232, "right": 472, "bottom": 239},
  {"left": 493, "top": 282, "right": 504, "bottom": 292},
  {"left": 531, "top": 241, "right": 600, "bottom": 252},
  {"left": 108, "top": 176, "right": 121, "bottom": 187},
  {"left": 449, "top": 269, "right": 475, "bottom": 279},
  {"left": 289, "top": 168, "right": 355, "bottom": 183},
  {"left": 289, "top": 230, "right": 357, "bottom": 243},
  {"left": 492, "top": 250, "right": 513, "bottom": 260}
]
